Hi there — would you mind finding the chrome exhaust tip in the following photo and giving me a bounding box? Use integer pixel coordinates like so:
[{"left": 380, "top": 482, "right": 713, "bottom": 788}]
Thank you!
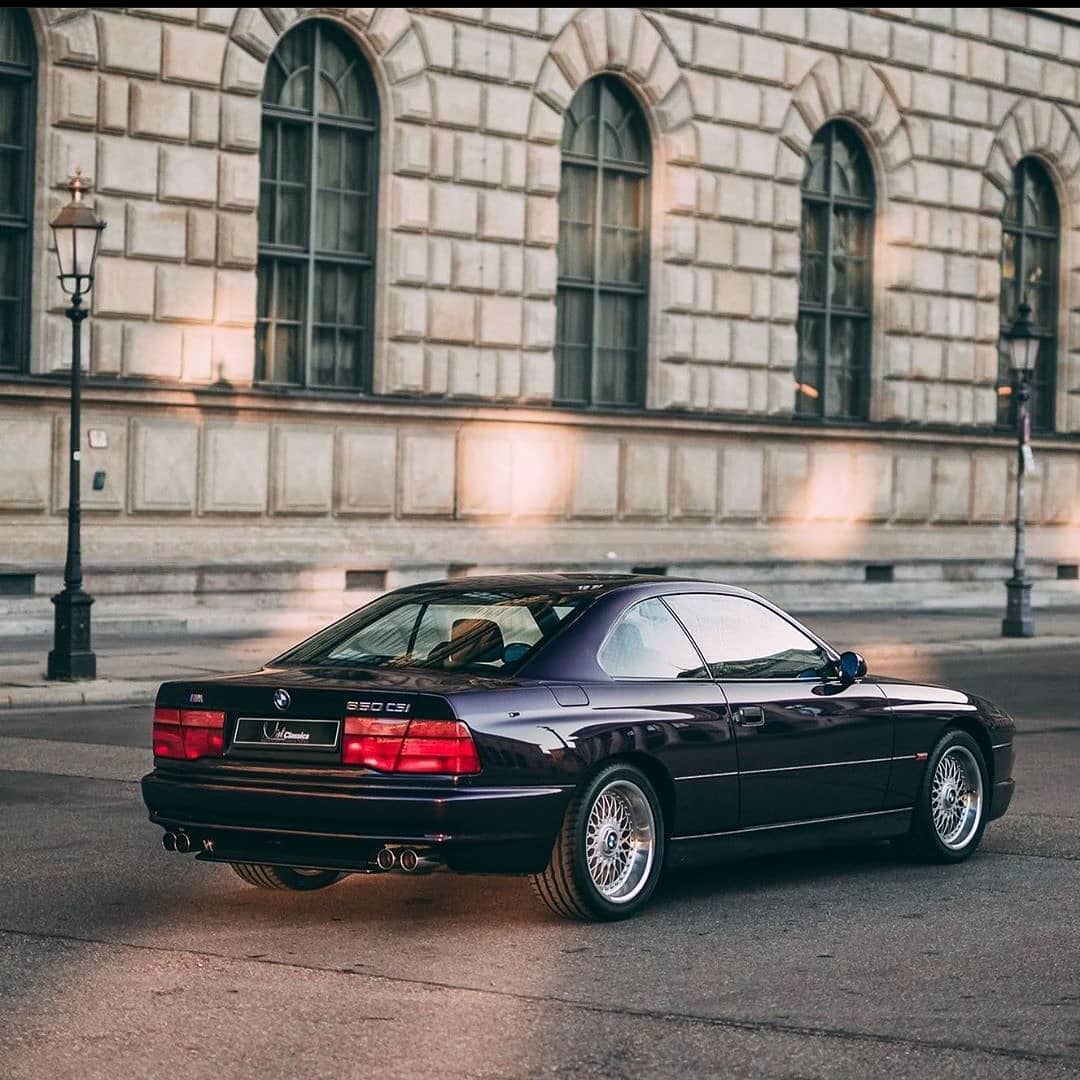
[
  {"left": 375, "top": 846, "right": 397, "bottom": 871},
  {"left": 161, "top": 832, "right": 177, "bottom": 852},
  {"left": 174, "top": 831, "right": 193, "bottom": 854},
  {"left": 399, "top": 849, "right": 440, "bottom": 874}
]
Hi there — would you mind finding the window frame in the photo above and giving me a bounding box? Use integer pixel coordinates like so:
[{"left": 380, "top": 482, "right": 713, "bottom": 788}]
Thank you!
[
  {"left": 0, "top": 8, "right": 36, "bottom": 376},
  {"left": 662, "top": 592, "right": 839, "bottom": 684},
  {"left": 596, "top": 596, "right": 709, "bottom": 682},
  {"left": 998, "top": 157, "right": 1059, "bottom": 434},
  {"left": 555, "top": 75, "right": 651, "bottom": 411},
  {"left": 256, "top": 19, "right": 379, "bottom": 392},
  {"left": 796, "top": 120, "right": 875, "bottom": 423}
]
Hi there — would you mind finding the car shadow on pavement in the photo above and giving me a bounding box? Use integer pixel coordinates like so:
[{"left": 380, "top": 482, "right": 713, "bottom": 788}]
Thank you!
[{"left": 652, "top": 841, "right": 924, "bottom": 908}]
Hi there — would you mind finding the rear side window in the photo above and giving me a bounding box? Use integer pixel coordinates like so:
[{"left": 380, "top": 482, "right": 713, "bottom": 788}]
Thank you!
[
  {"left": 599, "top": 598, "right": 704, "bottom": 679},
  {"left": 665, "top": 594, "right": 832, "bottom": 680}
]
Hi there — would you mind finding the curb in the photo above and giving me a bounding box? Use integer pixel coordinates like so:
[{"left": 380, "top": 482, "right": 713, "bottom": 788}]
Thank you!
[
  {"left": 0, "top": 609, "right": 353, "bottom": 641},
  {"left": 862, "top": 634, "right": 1080, "bottom": 662},
  {"left": 0, "top": 680, "right": 161, "bottom": 710}
]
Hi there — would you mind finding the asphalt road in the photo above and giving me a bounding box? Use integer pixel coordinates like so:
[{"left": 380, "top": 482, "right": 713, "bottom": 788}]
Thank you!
[{"left": 1, "top": 648, "right": 1077, "bottom": 1079}]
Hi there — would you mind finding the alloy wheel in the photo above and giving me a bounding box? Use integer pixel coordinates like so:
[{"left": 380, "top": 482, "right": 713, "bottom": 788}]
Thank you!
[
  {"left": 584, "top": 779, "right": 656, "bottom": 903},
  {"left": 930, "top": 745, "right": 984, "bottom": 850}
]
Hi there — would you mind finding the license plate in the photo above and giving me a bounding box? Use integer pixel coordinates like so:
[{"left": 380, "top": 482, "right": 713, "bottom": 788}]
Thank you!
[{"left": 232, "top": 717, "right": 341, "bottom": 751}]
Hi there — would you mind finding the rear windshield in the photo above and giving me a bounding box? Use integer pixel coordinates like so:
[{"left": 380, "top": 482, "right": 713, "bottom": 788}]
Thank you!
[{"left": 277, "top": 587, "right": 598, "bottom": 676}]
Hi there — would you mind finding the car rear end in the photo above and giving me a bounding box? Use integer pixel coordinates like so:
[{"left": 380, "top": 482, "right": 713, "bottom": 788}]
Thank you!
[{"left": 142, "top": 675, "right": 573, "bottom": 875}]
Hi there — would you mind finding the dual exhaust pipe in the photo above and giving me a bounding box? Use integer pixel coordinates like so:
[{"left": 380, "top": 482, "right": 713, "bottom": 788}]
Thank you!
[
  {"left": 162, "top": 832, "right": 438, "bottom": 874},
  {"left": 375, "top": 846, "right": 439, "bottom": 874},
  {"left": 161, "top": 830, "right": 193, "bottom": 853}
]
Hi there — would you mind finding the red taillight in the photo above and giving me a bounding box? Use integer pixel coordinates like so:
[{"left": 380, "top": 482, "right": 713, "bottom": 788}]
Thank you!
[
  {"left": 342, "top": 717, "right": 480, "bottom": 775},
  {"left": 397, "top": 720, "right": 481, "bottom": 774},
  {"left": 153, "top": 706, "right": 225, "bottom": 760},
  {"left": 181, "top": 710, "right": 225, "bottom": 729},
  {"left": 342, "top": 717, "right": 409, "bottom": 770},
  {"left": 152, "top": 707, "right": 183, "bottom": 758}
]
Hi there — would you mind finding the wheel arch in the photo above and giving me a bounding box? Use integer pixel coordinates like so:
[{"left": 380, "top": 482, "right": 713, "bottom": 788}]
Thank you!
[
  {"left": 939, "top": 717, "right": 995, "bottom": 788},
  {"left": 602, "top": 751, "right": 676, "bottom": 834}
]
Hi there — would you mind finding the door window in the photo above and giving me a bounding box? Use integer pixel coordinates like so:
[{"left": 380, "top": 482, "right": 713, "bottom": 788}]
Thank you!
[
  {"left": 599, "top": 598, "right": 704, "bottom": 679},
  {"left": 665, "top": 594, "right": 832, "bottom": 680}
]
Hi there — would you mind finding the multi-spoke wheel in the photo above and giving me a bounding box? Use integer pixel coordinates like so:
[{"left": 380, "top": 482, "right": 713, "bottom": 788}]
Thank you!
[
  {"left": 584, "top": 779, "right": 657, "bottom": 903},
  {"left": 906, "top": 730, "right": 989, "bottom": 862},
  {"left": 531, "top": 763, "right": 664, "bottom": 920},
  {"left": 230, "top": 864, "right": 343, "bottom": 891},
  {"left": 930, "top": 745, "right": 984, "bottom": 850}
]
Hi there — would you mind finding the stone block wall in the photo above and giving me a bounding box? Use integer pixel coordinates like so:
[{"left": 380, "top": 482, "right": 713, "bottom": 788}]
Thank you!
[
  {"left": 3, "top": 396, "right": 1079, "bottom": 571},
  {"left": 43, "top": 8, "right": 260, "bottom": 384},
  {"left": 3, "top": 8, "right": 1080, "bottom": 577},
  {"left": 22, "top": 7, "right": 1080, "bottom": 426}
]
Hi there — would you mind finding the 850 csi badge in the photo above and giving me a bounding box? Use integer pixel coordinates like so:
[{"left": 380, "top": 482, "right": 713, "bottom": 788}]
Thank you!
[
  {"left": 345, "top": 700, "right": 412, "bottom": 714},
  {"left": 273, "top": 689, "right": 291, "bottom": 711}
]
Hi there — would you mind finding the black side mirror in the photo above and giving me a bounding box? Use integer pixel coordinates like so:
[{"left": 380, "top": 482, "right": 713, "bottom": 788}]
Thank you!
[{"left": 838, "top": 651, "right": 867, "bottom": 682}]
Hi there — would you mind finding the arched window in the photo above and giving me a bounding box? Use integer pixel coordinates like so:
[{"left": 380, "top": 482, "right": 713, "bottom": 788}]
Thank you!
[
  {"left": 555, "top": 76, "right": 650, "bottom": 408},
  {"left": 256, "top": 20, "right": 379, "bottom": 389},
  {"left": 0, "top": 8, "right": 35, "bottom": 374},
  {"left": 796, "top": 121, "right": 875, "bottom": 420},
  {"left": 999, "top": 158, "right": 1059, "bottom": 432}
]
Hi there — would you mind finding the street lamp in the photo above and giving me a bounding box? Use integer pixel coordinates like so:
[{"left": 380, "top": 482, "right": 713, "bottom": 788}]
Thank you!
[
  {"left": 46, "top": 168, "right": 106, "bottom": 680},
  {"left": 1001, "top": 299, "right": 1038, "bottom": 639}
]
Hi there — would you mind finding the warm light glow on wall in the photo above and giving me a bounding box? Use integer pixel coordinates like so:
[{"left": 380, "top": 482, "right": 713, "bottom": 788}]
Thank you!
[
  {"left": 457, "top": 423, "right": 571, "bottom": 522},
  {"left": 773, "top": 450, "right": 883, "bottom": 561}
]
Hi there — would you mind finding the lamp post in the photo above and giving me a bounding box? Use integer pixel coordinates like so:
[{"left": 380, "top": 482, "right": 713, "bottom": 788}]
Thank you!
[
  {"left": 1001, "top": 299, "right": 1039, "bottom": 639},
  {"left": 46, "top": 168, "right": 106, "bottom": 680}
]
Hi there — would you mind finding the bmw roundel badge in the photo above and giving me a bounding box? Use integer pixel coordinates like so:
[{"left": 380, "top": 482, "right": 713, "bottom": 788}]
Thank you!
[{"left": 273, "top": 688, "right": 291, "bottom": 711}]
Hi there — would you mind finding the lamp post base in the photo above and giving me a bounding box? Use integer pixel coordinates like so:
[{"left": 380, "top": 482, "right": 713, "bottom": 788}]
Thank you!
[
  {"left": 1001, "top": 577, "right": 1035, "bottom": 639},
  {"left": 46, "top": 588, "right": 96, "bottom": 680}
]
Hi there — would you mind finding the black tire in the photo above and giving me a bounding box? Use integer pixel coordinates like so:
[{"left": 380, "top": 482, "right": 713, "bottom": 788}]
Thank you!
[
  {"left": 905, "top": 730, "right": 989, "bottom": 863},
  {"left": 530, "top": 762, "right": 665, "bottom": 921},
  {"left": 230, "top": 864, "right": 343, "bottom": 891}
]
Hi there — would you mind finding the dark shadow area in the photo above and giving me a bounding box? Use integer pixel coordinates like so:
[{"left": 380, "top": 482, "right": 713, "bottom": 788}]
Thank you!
[
  {"left": 0, "top": 704, "right": 150, "bottom": 747},
  {"left": 655, "top": 841, "right": 906, "bottom": 908}
]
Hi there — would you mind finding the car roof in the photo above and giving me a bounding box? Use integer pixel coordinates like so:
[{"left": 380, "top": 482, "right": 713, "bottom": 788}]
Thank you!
[{"left": 397, "top": 573, "right": 759, "bottom": 600}]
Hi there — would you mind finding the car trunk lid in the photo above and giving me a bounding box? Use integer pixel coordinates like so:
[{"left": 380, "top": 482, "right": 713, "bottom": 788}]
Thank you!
[{"left": 156, "top": 667, "right": 463, "bottom": 769}]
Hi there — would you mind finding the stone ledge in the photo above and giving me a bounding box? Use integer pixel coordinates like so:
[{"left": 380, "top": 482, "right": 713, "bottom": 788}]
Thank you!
[{"left": 3, "top": 378, "right": 1079, "bottom": 451}]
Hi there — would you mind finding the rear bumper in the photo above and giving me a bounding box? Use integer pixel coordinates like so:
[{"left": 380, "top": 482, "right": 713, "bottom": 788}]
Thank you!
[{"left": 141, "top": 768, "right": 572, "bottom": 873}]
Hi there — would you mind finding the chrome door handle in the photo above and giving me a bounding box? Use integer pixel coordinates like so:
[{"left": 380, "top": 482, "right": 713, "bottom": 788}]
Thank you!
[{"left": 734, "top": 706, "right": 765, "bottom": 727}]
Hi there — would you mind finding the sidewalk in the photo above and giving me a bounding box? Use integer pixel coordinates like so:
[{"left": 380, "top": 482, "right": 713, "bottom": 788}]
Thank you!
[
  {"left": 2, "top": 606, "right": 1078, "bottom": 709},
  {"left": 0, "top": 630, "right": 304, "bottom": 709}
]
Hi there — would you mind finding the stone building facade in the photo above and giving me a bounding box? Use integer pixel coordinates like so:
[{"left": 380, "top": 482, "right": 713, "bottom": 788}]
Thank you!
[{"left": 2, "top": 7, "right": 1080, "bottom": 601}]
